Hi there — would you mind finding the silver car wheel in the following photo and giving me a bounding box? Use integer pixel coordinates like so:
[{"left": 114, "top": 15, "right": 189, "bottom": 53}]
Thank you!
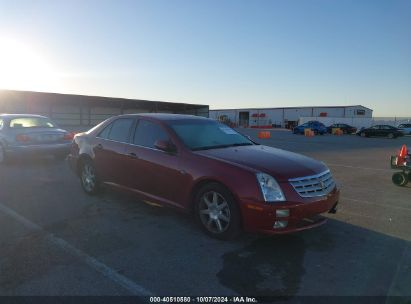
[
  {"left": 81, "top": 163, "right": 96, "bottom": 193},
  {"left": 199, "top": 191, "right": 231, "bottom": 234}
]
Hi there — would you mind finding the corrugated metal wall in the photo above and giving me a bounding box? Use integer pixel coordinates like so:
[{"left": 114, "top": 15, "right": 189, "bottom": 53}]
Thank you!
[{"left": 0, "top": 90, "right": 209, "bottom": 128}]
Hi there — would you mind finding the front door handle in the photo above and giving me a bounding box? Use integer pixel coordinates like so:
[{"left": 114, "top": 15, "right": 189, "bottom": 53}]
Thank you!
[{"left": 128, "top": 152, "right": 139, "bottom": 159}]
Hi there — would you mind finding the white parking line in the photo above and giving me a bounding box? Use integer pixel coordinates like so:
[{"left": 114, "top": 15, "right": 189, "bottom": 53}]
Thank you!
[
  {"left": 0, "top": 202, "right": 154, "bottom": 296},
  {"left": 327, "top": 163, "right": 392, "bottom": 172}
]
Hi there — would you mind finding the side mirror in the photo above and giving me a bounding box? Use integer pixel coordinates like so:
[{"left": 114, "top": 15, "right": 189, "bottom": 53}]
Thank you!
[{"left": 154, "top": 140, "right": 176, "bottom": 153}]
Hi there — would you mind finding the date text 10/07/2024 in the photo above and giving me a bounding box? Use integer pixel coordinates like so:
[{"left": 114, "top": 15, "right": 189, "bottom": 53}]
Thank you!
[{"left": 149, "top": 297, "right": 258, "bottom": 303}]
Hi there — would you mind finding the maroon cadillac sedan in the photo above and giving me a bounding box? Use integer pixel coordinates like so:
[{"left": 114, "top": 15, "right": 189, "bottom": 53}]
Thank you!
[{"left": 68, "top": 114, "right": 339, "bottom": 239}]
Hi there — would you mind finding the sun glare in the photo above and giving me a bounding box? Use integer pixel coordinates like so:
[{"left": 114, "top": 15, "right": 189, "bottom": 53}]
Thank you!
[{"left": 0, "top": 38, "right": 60, "bottom": 92}]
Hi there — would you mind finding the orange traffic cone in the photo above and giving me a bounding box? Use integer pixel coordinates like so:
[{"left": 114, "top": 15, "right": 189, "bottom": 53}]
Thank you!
[
  {"left": 258, "top": 131, "right": 271, "bottom": 139},
  {"left": 399, "top": 144, "right": 408, "bottom": 158},
  {"left": 397, "top": 144, "right": 408, "bottom": 166}
]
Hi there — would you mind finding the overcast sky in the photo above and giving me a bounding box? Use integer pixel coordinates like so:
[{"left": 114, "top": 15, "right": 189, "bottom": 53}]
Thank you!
[{"left": 0, "top": 0, "right": 410, "bottom": 116}]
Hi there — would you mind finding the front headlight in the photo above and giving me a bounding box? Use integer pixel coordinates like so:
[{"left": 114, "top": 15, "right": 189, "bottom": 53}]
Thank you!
[{"left": 256, "top": 172, "right": 286, "bottom": 202}]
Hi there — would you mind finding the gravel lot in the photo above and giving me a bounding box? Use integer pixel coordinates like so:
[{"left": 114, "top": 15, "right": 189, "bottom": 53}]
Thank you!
[{"left": 0, "top": 129, "right": 410, "bottom": 301}]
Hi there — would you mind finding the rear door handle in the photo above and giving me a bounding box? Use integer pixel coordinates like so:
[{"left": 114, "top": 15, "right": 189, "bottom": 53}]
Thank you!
[{"left": 96, "top": 143, "right": 103, "bottom": 149}]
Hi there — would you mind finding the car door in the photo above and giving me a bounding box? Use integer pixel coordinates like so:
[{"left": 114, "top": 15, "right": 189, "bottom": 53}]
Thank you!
[
  {"left": 93, "top": 117, "right": 135, "bottom": 185},
  {"left": 371, "top": 125, "right": 382, "bottom": 136},
  {"left": 380, "top": 125, "right": 391, "bottom": 136},
  {"left": 367, "top": 126, "right": 378, "bottom": 136},
  {"left": 124, "top": 119, "right": 184, "bottom": 206}
]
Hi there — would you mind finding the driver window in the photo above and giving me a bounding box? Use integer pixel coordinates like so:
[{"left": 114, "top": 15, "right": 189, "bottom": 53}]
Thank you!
[{"left": 133, "top": 119, "right": 169, "bottom": 149}]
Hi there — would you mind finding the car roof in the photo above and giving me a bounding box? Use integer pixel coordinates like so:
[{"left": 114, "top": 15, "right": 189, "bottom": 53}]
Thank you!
[
  {"left": 0, "top": 113, "right": 48, "bottom": 119},
  {"left": 116, "top": 113, "right": 210, "bottom": 121}
]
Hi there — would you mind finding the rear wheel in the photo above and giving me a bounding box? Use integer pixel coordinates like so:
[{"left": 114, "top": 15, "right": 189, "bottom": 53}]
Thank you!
[
  {"left": 194, "top": 183, "right": 241, "bottom": 240},
  {"left": 360, "top": 132, "right": 367, "bottom": 137},
  {"left": 392, "top": 172, "right": 408, "bottom": 186},
  {"left": 80, "top": 160, "right": 100, "bottom": 195},
  {"left": 387, "top": 133, "right": 395, "bottom": 139}
]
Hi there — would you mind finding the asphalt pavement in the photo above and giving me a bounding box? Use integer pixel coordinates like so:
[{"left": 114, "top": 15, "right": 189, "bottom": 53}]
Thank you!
[{"left": 0, "top": 130, "right": 410, "bottom": 302}]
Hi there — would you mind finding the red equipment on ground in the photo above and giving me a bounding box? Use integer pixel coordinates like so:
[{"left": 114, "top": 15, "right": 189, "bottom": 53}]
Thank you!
[{"left": 391, "top": 145, "right": 411, "bottom": 186}]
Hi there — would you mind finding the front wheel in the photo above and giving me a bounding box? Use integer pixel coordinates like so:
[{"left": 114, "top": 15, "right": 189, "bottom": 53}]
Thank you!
[
  {"left": 392, "top": 172, "right": 408, "bottom": 186},
  {"left": 387, "top": 133, "right": 395, "bottom": 139},
  {"left": 360, "top": 132, "right": 367, "bottom": 137},
  {"left": 80, "top": 160, "right": 100, "bottom": 195},
  {"left": 194, "top": 183, "right": 241, "bottom": 240}
]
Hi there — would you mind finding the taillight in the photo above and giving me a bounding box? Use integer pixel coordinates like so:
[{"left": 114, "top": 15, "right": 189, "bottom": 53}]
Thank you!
[
  {"left": 16, "top": 134, "right": 31, "bottom": 142},
  {"left": 63, "top": 132, "right": 75, "bottom": 141}
]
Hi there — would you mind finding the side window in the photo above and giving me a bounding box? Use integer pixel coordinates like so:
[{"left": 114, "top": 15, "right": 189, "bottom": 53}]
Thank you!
[
  {"left": 107, "top": 118, "right": 134, "bottom": 143},
  {"left": 98, "top": 124, "right": 112, "bottom": 139},
  {"left": 133, "top": 120, "right": 169, "bottom": 149}
]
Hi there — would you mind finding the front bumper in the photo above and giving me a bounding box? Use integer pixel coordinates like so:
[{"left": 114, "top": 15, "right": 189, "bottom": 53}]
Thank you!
[
  {"left": 239, "top": 187, "right": 340, "bottom": 234},
  {"left": 5, "top": 143, "right": 71, "bottom": 156}
]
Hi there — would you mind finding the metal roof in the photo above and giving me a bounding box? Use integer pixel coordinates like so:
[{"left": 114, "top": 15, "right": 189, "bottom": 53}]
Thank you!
[{"left": 210, "top": 105, "right": 373, "bottom": 111}]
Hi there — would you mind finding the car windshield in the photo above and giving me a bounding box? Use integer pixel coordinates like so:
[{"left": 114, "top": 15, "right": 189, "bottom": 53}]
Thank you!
[
  {"left": 9, "top": 117, "right": 56, "bottom": 128},
  {"left": 169, "top": 119, "right": 253, "bottom": 151}
]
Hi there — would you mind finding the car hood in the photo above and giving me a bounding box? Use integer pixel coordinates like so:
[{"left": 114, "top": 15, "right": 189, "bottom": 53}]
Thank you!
[{"left": 195, "top": 145, "right": 328, "bottom": 182}]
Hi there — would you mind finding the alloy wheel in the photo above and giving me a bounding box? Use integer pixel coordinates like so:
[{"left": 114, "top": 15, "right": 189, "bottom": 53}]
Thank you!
[
  {"left": 388, "top": 133, "right": 394, "bottom": 139},
  {"left": 81, "top": 163, "right": 96, "bottom": 193},
  {"left": 199, "top": 191, "right": 231, "bottom": 234}
]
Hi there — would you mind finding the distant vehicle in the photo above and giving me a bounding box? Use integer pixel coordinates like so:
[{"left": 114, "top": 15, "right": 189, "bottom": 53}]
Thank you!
[
  {"left": 0, "top": 114, "right": 73, "bottom": 163},
  {"left": 68, "top": 114, "right": 339, "bottom": 239},
  {"left": 326, "top": 123, "right": 357, "bottom": 134},
  {"left": 356, "top": 125, "right": 404, "bottom": 139},
  {"left": 398, "top": 123, "right": 411, "bottom": 135},
  {"left": 293, "top": 121, "right": 327, "bottom": 135}
]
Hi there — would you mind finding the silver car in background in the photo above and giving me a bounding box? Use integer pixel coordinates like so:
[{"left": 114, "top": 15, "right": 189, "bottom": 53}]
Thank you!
[{"left": 0, "top": 114, "right": 73, "bottom": 163}]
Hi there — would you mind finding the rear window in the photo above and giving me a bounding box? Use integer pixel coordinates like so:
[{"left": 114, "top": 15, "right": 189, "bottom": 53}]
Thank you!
[{"left": 9, "top": 117, "right": 56, "bottom": 128}]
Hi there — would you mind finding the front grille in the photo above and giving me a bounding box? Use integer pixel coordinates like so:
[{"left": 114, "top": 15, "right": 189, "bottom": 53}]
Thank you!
[{"left": 289, "top": 170, "right": 336, "bottom": 198}]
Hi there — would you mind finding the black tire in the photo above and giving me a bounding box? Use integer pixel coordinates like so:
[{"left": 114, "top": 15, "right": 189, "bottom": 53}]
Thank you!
[
  {"left": 360, "top": 132, "right": 367, "bottom": 137},
  {"left": 194, "top": 183, "right": 242, "bottom": 240},
  {"left": 79, "top": 159, "right": 100, "bottom": 195},
  {"left": 392, "top": 172, "right": 408, "bottom": 187},
  {"left": 387, "top": 133, "right": 395, "bottom": 139}
]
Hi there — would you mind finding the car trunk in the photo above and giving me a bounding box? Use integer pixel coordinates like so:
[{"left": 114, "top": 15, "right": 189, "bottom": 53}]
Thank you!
[{"left": 9, "top": 128, "right": 68, "bottom": 145}]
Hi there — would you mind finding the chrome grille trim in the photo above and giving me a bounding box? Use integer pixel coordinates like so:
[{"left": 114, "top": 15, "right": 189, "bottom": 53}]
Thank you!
[{"left": 289, "top": 170, "right": 336, "bottom": 198}]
